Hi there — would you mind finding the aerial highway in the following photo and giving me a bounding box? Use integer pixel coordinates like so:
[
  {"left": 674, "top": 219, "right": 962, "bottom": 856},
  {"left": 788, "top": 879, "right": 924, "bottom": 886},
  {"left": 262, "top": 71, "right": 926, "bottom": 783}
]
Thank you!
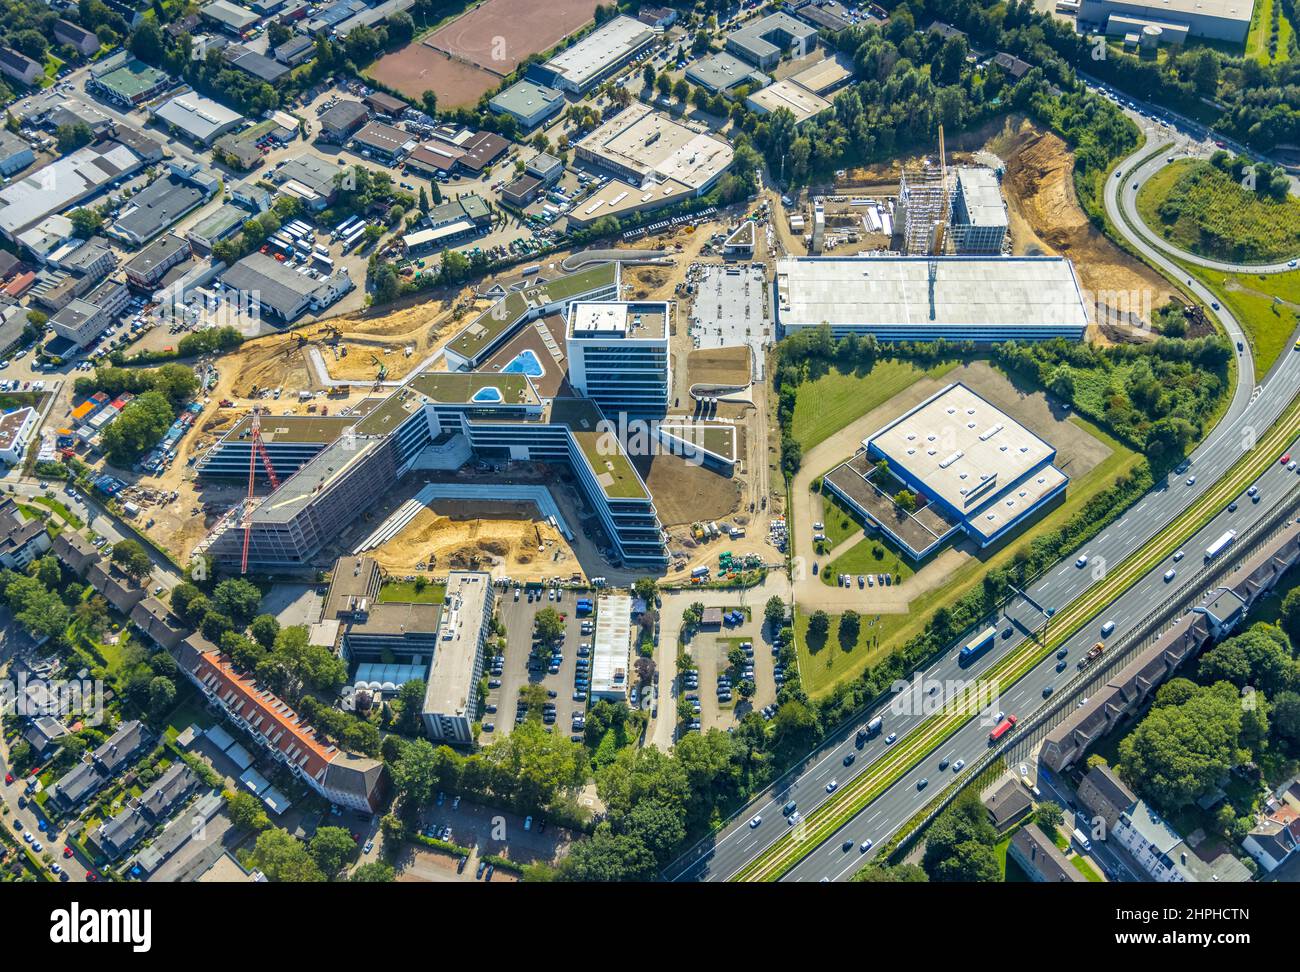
[{"left": 667, "top": 109, "right": 1300, "bottom": 883}]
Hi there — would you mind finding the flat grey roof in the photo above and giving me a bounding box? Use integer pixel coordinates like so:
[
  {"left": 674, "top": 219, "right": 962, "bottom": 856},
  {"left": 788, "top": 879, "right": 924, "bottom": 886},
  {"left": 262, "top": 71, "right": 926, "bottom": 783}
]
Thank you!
[
  {"left": 490, "top": 79, "right": 565, "bottom": 117},
  {"left": 955, "top": 167, "right": 1008, "bottom": 229},
  {"left": 543, "top": 15, "right": 653, "bottom": 88},
  {"left": 221, "top": 251, "right": 318, "bottom": 316},
  {"left": 423, "top": 572, "right": 491, "bottom": 720},
  {"left": 775, "top": 256, "right": 1089, "bottom": 330},
  {"left": 728, "top": 11, "right": 817, "bottom": 63},
  {"left": 685, "top": 51, "right": 767, "bottom": 91}
]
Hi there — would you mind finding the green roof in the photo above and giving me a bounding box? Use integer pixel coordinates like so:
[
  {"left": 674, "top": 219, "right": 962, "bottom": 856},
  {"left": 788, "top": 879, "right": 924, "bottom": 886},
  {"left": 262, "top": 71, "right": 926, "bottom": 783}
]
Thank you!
[
  {"left": 96, "top": 59, "right": 168, "bottom": 99},
  {"left": 446, "top": 262, "right": 618, "bottom": 363},
  {"left": 407, "top": 371, "right": 538, "bottom": 405},
  {"left": 551, "top": 397, "right": 648, "bottom": 501}
]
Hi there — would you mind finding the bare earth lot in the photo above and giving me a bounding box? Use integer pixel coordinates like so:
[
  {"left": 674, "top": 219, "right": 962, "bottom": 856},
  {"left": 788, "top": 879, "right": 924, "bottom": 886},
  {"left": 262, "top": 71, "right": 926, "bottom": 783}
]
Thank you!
[{"left": 368, "top": 45, "right": 500, "bottom": 106}]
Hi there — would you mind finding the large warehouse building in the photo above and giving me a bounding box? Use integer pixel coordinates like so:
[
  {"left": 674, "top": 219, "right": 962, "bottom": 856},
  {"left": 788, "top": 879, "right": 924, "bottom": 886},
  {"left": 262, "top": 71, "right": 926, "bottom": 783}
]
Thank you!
[
  {"left": 1078, "top": 0, "right": 1253, "bottom": 43},
  {"left": 824, "top": 383, "right": 1069, "bottom": 558},
  {"left": 774, "top": 255, "right": 1089, "bottom": 342},
  {"left": 569, "top": 104, "right": 734, "bottom": 227},
  {"left": 529, "top": 15, "right": 655, "bottom": 93}
]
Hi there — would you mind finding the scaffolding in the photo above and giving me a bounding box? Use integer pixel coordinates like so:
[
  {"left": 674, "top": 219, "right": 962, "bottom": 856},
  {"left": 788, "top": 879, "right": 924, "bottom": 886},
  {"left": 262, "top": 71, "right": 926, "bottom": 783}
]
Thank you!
[{"left": 899, "top": 126, "right": 950, "bottom": 256}]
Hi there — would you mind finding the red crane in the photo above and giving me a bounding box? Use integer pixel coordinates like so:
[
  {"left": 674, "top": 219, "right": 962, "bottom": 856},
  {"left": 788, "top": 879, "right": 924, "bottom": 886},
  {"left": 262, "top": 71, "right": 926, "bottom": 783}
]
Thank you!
[{"left": 240, "top": 408, "right": 281, "bottom": 575}]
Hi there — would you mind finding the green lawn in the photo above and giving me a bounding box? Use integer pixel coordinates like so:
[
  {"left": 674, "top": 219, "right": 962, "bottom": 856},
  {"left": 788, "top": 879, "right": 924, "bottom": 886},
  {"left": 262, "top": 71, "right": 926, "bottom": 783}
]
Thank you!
[
  {"left": 796, "top": 415, "right": 1141, "bottom": 697},
  {"left": 1246, "top": 0, "right": 1296, "bottom": 62},
  {"left": 791, "top": 359, "right": 956, "bottom": 453},
  {"left": 1137, "top": 160, "right": 1300, "bottom": 265},
  {"left": 376, "top": 580, "right": 446, "bottom": 604},
  {"left": 1185, "top": 263, "right": 1300, "bottom": 377},
  {"left": 31, "top": 496, "right": 83, "bottom": 528},
  {"left": 1071, "top": 854, "right": 1104, "bottom": 882},
  {"left": 814, "top": 490, "right": 868, "bottom": 552},
  {"left": 820, "top": 535, "right": 914, "bottom": 587}
]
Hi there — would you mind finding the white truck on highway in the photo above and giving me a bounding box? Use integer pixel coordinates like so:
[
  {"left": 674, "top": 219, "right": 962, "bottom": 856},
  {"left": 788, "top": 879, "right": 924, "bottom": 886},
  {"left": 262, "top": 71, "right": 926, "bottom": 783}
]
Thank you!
[{"left": 1205, "top": 529, "right": 1238, "bottom": 561}]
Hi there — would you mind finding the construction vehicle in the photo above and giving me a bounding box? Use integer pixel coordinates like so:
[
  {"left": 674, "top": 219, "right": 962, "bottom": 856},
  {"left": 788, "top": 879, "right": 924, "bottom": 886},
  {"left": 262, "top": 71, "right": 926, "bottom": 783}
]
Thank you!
[{"left": 1079, "top": 642, "right": 1106, "bottom": 670}]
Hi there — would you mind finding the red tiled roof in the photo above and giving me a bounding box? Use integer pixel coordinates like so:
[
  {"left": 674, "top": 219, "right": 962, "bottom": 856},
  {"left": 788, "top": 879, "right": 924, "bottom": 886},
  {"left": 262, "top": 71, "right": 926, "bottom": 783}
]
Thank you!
[{"left": 190, "top": 650, "right": 337, "bottom": 786}]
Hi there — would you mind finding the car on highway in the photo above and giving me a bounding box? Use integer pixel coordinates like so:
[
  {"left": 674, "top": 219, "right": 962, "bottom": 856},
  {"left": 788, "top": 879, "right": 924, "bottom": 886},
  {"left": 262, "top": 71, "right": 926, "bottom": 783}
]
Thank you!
[
  {"left": 859, "top": 839, "right": 873, "bottom": 852},
  {"left": 1173, "top": 550, "right": 1185, "bottom": 561},
  {"left": 843, "top": 752, "right": 855, "bottom": 766},
  {"left": 952, "top": 759, "right": 965, "bottom": 772},
  {"left": 1101, "top": 621, "right": 1116, "bottom": 636},
  {"left": 1228, "top": 502, "right": 1238, "bottom": 512},
  {"left": 1187, "top": 475, "right": 1196, "bottom": 486},
  {"left": 1290, "top": 461, "right": 1298, "bottom": 471},
  {"left": 1164, "top": 568, "right": 1177, "bottom": 582},
  {"left": 1248, "top": 485, "right": 1258, "bottom": 496},
  {"left": 1043, "top": 684, "right": 1055, "bottom": 697},
  {"left": 1056, "top": 648, "right": 1068, "bottom": 660},
  {"left": 826, "top": 779, "right": 838, "bottom": 793},
  {"left": 749, "top": 815, "right": 762, "bottom": 828},
  {"left": 3, "top": 773, "right": 11, "bottom": 784},
  {"left": 1075, "top": 554, "right": 1088, "bottom": 568},
  {"left": 842, "top": 839, "right": 854, "bottom": 852},
  {"left": 787, "top": 811, "right": 800, "bottom": 825},
  {"left": 917, "top": 778, "right": 928, "bottom": 790},
  {"left": 885, "top": 732, "right": 897, "bottom": 744},
  {"left": 1283, "top": 454, "right": 1292, "bottom": 465},
  {"left": 938, "top": 757, "right": 950, "bottom": 770}
]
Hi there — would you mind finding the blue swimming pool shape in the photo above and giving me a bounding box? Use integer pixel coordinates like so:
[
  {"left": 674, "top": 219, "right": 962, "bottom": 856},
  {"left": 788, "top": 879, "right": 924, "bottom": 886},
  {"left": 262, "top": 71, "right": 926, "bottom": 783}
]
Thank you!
[
  {"left": 502, "top": 349, "right": 544, "bottom": 377},
  {"left": 472, "top": 386, "right": 503, "bottom": 403}
]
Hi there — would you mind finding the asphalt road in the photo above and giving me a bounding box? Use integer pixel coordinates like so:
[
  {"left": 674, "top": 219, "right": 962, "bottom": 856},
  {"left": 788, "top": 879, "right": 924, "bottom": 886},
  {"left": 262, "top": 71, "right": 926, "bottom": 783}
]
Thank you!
[{"left": 667, "top": 103, "right": 1300, "bottom": 883}]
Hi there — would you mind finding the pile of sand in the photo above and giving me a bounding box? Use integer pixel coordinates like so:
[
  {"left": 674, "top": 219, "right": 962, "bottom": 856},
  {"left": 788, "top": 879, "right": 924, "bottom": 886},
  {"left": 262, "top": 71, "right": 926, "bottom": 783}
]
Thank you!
[{"left": 367, "top": 500, "right": 568, "bottom": 572}]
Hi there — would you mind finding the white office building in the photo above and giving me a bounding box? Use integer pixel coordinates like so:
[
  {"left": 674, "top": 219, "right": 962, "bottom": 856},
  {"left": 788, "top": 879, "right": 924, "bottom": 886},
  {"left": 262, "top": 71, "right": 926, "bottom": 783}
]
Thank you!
[
  {"left": 591, "top": 593, "right": 632, "bottom": 701},
  {"left": 566, "top": 301, "right": 671, "bottom": 416},
  {"left": 422, "top": 571, "right": 495, "bottom": 744}
]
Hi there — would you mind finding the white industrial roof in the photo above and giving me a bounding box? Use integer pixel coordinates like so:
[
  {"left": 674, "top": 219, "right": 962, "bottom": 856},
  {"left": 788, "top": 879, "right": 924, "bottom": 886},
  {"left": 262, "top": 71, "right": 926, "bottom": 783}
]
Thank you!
[
  {"left": 955, "top": 167, "right": 1007, "bottom": 228},
  {"left": 578, "top": 103, "right": 734, "bottom": 191},
  {"left": 543, "top": 15, "right": 653, "bottom": 88},
  {"left": 591, "top": 594, "right": 631, "bottom": 698},
  {"left": 775, "top": 256, "right": 1089, "bottom": 330},
  {"left": 868, "top": 382, "right": 1055, "bottom": 516},
  {"left": 422, "top": 572, "right": 490, "bottom": 720}
]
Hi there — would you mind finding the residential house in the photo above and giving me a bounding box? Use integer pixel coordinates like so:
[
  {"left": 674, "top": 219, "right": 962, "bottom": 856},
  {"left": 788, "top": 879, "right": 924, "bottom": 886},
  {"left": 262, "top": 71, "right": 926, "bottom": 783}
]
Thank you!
[
  {"left": 1009, "top": 826, "right": 1086, "bottom": 882},
  {"left": 0, "top": 47, "right": 42, "bottom": 87},
  {"left": 0, "top": 496, "right": 50, "bottom": 566},
  {"left": 54, "top": 19, "right": 102, "bottom": 56}
]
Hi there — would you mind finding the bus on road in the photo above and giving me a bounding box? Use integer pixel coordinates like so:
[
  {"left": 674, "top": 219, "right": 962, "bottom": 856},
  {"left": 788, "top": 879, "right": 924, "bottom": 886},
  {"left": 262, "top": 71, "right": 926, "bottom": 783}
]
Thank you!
[{"left": 959, "top": 626, "right": 997, "bottom": 664}]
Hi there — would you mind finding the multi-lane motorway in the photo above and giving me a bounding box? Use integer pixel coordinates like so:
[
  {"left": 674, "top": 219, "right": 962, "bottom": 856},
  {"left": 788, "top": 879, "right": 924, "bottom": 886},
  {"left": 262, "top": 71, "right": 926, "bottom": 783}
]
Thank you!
[{"left": 667, "top": 100, "right": 1300, "bottom": 883}]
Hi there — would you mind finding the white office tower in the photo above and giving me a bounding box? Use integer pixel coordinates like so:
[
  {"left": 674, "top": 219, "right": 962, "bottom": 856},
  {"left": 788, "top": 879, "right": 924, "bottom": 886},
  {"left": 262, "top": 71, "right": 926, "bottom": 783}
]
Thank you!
[{"left": 566, "top": 301, "right": 671, "bottom": 417}]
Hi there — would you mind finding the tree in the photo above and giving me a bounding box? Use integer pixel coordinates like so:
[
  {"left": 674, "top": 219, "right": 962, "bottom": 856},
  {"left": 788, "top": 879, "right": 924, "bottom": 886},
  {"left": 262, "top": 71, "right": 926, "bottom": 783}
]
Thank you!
[
  {"left": 212, "top": 577, "right": 263, "bottom": 627},
  {"left": 922, "top": 790, "right": 998, "bottom": 881},
  {"left": 352, "top": 860, "right": 395, "bottom": 882},
  {"left": 1036, "top": 801, "right": 1065, "bottom": 833},
  {"left": 807, "top": 610, "right": 829, "bottom": 640},
  {"left": 1270, "top": 690, "right": 1300, "bottom": 756},
  {"left": 764, "top": 595, "right": 786, "bottom": 632},
  {"left": 1117, "top": 681, "right": 1245, "bottom": 811},
  {"left": 247, "top": 828, "right": 325, "bottom": 882},
  {"left": 1278, "top": 587, "right": 1300, "bottom": 646},
  {"left": 395, "top": 678, "right": 427, "bottom": 735},
  {"left": 838, "top": 610, "right": 860, "bottom": 646},
  {"left": 1197, "top": 624, "right": 1295, "bottom": 697},
  {"left": 147, "top": 676, "right": 176, "bottom": 718},
  {"left": 101, "top": 392, "right": 174, "bottom": 467},
  {"left": 57, "top": 122, "right": 93, "bottom": 153},
  {"left": 225, "top": 789, "right": 270, "bottom": 832},
  {"left": 893, "top": 489, "right": 917, "bottom": 513},
  {"left": 69, "top": 208, "right": 104, "bottom": 239},
  {"left": 249, "top": 614, "right": 281, "bottom": 650},
  {"left": 853, "top": 862, "right": 928, "bottom": 882},
  {"left": 309, "top": 826, "right": 358, "bottom": 878},
  {"left": 534, "top": 607, "right": 565, "bottom": 646},
  {"left": 632, "top": 577, "right": 657, "bottom": 603},
  {"left": 110, "top": 539, "right": 153, "bottom": 582}
]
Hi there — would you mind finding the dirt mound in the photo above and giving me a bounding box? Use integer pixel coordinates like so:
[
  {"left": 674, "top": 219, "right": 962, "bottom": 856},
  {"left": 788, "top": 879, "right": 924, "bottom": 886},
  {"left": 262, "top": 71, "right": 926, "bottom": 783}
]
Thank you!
[
  {"left": 367, "top": 500, "right": 568, "bottom": 573},
  {"left": 994, "top": 117, "right": 1174, "bottom": 325},
  {"left": 630, "top": 267, "right": 670, "bottom": 299}
]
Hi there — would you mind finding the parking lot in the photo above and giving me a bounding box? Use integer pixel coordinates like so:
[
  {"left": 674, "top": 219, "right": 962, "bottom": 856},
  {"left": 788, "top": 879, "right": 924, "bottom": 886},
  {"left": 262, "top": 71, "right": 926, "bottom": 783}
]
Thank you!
[
  {"left": 683, "top": 611, "right": 782, "bottom": 733},
  {"left": 487, "top": 584, "right": 594, "bottom": 742},
  {"left": 406, "top": 798, "right": 573, "bottom": 882}
]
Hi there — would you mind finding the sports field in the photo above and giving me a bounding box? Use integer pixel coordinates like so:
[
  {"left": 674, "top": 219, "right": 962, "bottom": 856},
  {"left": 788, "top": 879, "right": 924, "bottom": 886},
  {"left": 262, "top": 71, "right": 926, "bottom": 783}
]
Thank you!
[
  {"left": 423, "top": 0, "right": 601, "bottom": 76},
  {"left": 368, "top": 45, "right": 500, "bottom": 106}
]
